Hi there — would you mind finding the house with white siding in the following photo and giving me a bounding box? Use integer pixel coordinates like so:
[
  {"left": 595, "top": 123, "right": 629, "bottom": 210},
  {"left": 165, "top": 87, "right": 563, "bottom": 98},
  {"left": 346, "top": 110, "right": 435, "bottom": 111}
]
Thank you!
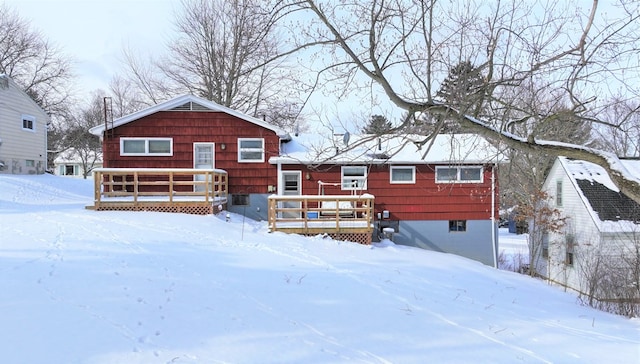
[
  {"left": 539, "top": 156, "right": 640, "bottom": 302},
  {"left": 0, "top": 74, "right": 49, "bottom": 174},
  {"left": 53, "top": 149, "right": 102, "bottom": 178}
]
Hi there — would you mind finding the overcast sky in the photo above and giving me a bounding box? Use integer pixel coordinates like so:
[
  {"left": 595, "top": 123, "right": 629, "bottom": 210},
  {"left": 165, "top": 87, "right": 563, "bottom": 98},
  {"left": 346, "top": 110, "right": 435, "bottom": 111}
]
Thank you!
[
  {"left": 4, "top": 0, "right": 176, "bottom": 95},
  {"left": 4, "top": 0, "right": 633, "bottom": 131}
]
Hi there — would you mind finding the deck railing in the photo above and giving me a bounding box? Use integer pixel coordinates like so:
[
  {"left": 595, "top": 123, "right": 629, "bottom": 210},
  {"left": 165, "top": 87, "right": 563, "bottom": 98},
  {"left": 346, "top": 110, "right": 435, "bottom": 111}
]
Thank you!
[
  {"left": 267, "top": 194, "right": 375, "bottom": 244},
  {"left": 91, "top": 168, "right": 228, "bottom": 214}
]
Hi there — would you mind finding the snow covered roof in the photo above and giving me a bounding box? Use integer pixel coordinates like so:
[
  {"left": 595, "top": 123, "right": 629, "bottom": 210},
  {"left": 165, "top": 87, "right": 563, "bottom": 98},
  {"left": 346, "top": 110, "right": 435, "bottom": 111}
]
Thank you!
[
  {"left": 559, "top": 157, "right": 640, "bottom": 231},
  {"left": 53, "top": 149, "right": 103, "bottom": 164},
  {"left": 270, "top": 133, "right": 506, "bottom": 165},
  {"left": 89, "top": 94, "right": 289, "bottom": 139}
]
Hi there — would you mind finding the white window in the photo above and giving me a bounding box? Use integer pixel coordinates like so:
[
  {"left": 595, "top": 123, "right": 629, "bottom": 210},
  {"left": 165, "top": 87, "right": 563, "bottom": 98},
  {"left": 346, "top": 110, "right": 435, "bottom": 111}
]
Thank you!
[
  {"left": 341, "top": 166, "right": 367, "bottom": 190},
  {"left": 61, "top": 165, "right": 76, "bottom": 176},
  {"left": 238, "top": 138, "right": 264, "bottom": 162},
  {"left": 22, "top": 114, "right": 35, "bottom": 131},
  {"left": 556, "top": 180, "right": 563, "bottom": 207},
  {"left": 120, "top": 138, "right": 173, "bottom": 156},
  {"left": 390, "top": 166, "right": 415, "bottom": 184},
  {"left": 436, "top": 166, "right": 483, "bottom": 183}
]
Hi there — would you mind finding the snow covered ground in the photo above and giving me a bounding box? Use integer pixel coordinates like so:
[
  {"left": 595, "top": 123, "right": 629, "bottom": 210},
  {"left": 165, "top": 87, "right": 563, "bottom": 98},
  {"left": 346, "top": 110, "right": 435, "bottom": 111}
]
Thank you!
[{"left": 1, "top": 174, "right": 639, "bottom": 363}]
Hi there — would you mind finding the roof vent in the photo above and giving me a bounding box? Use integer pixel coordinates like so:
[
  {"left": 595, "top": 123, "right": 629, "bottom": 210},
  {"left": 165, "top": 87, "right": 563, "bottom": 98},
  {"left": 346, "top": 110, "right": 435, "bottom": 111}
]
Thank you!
[{"left": 170, "top": 101, "right": 213, "bottom": 111}]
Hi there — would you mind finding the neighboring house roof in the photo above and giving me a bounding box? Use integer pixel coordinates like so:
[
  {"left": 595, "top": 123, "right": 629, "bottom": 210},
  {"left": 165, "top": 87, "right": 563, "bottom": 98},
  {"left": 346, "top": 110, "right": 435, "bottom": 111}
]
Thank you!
[
  {"left": 53, "top": 149, "right": 103, "bottom": 164},
  {"left": 270, "top": 133, "right": 506, "bottom": 165},
  {"left": 559, "top": 157, "right": 640, "bottom": 231},
  {"left": 89, "top": 94, "right": 289, "bottom": 139}
]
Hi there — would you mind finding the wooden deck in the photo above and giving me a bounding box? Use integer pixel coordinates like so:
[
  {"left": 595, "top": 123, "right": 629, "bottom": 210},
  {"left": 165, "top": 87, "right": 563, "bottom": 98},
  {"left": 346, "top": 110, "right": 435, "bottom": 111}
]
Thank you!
[
  {"left": 268, "top": 194, "right": 375, "bottom": 244},
  {"left": 89, "top": 168, "right": 228, "bottom": 215}
]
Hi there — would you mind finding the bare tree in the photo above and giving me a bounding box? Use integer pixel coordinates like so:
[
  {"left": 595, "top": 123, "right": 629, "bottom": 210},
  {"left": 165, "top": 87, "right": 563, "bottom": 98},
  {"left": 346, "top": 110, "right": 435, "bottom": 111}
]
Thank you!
[
  {"left": 498, "top": 78, "right": 598, "bottom": 209},
  {"left": 257, "top": 99, "right": 309, "bottom": 134},
  {"left": 0, "top": 3, "right": 73, "bottom": 114},
  {"left": 108, "top": 75, "right": 147, "bottom": 118},
  {"left": 517, "top": 190, "right": 566, "bottom": 277},
  {"left": 278, "top": 0, "right": 640, "bottom": 202},
  {"left": 120, "top": 0, "right": 302, "bottom": 118},
  {"left": 61, "top": 92, "right": 104, "bottom": 178},
  {"left": 577, "top": 231, "right": 640, "bottom": 317},
  {"left": 595, "top": 97, "right": 640, "bottom": 158}
]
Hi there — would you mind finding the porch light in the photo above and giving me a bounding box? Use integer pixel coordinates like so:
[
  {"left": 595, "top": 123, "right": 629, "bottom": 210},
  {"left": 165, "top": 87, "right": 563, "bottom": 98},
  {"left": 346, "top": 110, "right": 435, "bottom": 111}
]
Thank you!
[
  {"left": 220, "top": 143, "right": 226, "bottom": 150},
  {"left": 305, "top": 172, "right": 311, "bottom": 180}
]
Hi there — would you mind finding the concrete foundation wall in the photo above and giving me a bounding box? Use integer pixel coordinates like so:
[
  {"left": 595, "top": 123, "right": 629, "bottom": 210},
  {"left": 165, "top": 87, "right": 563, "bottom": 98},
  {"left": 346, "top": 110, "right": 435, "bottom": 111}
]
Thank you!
[
  {"left": 229, "top": 194, "right": 498, "bottom": 266},
  {"left": 389, "top": 220, "right": 498, "bottom": 266}
]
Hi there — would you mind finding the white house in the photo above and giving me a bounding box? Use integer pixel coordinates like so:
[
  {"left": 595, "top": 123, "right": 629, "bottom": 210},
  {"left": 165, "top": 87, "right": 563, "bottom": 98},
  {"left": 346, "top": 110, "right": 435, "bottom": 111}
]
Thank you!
[
  {"left": 0, "top": 74, "right": 49, "bottom": 174},
  {"left": 53, "top": 149, "right": 102, "bottom": 178},
  {"left": 539, "top": 156, "right": 640, "bottom": 302}
]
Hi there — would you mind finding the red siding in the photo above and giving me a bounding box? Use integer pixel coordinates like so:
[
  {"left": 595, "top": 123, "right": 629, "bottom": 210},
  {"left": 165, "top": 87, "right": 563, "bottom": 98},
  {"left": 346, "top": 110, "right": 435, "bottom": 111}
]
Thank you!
[
  {"left": 102, "top": 111, "right": 280, "bottom": 194},
  {"left": 284, "top": 164, "right": 499, "bottom": 221}
]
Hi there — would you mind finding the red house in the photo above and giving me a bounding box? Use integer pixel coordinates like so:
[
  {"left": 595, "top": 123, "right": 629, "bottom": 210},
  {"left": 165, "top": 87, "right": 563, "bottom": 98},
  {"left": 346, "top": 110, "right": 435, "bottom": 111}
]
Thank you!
[
  {"left": 90, "top": 94, "right": 289, "bottom": 217},
  {"left": 90, "top": 94, "right": 505, "bottom": 266},
  {"left": 271, "top": 132, "right": 504, "bottom": 266}
]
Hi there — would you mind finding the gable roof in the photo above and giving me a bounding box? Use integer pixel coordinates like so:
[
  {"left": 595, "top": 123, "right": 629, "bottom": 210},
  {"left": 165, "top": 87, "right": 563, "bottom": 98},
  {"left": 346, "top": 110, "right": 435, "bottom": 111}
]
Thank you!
[
  {"left": 558, "top": 157, "right": 640, "bottom": 231},
  {"left": 89, "top": 94, "right": 289, "bottom": 138},
  {"left": 270, "top": 133, "right": 506, "bottom": 165}
]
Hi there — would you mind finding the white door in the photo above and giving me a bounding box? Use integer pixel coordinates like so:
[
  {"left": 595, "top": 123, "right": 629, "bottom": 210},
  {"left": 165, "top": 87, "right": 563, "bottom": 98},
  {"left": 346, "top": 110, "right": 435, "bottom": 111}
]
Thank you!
[
  {"left": 193, "top": 143, "right": 215, "bottom": 192},
  {"left": 280, "top": 171, "right": 301, "bottom": 218}
]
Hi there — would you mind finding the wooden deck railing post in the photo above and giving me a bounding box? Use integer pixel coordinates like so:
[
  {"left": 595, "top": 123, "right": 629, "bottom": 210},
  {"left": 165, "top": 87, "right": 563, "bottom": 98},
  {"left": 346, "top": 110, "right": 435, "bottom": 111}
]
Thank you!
[
  {"left": 94, "top": 169, "right": 101, "bottom": 209},
  {"left": 268, "top": 196, "right": 276, "bottom": 232},
  {"left": 169, "top": 171, "right": 174, "bottom": 203},
  {"left": 133, "top": 171, "right": 139, "bottom": 206}
]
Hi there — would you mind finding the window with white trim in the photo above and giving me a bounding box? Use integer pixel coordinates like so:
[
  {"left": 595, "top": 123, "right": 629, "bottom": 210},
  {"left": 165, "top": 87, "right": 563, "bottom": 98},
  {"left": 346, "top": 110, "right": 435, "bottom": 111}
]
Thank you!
[
  {"left": 390, "top": 166, "right": 415, "bottom": 184},
  {"left": 237, "top": 138, "right": 264, "bottom": 162},
  {"left": 436, "top": 166, "right": 483, "bottom": 183},
  {"left": 61, "top": 165, "right": 76, "bottom": 176},
  {"left": 120, "top": 138, "right": 173, "bottom": 156},
  {"left": 449, "top": 220, "right": 467, "bottom": 232},
  {"left": 556, "top": 180, "right": 563, "bottom": 207},
  {"left": 22, "top": 114, "right": 35, "bottom": 131},
  {"left": 341, "top": 166, "right": 367, "bottom": 190}
]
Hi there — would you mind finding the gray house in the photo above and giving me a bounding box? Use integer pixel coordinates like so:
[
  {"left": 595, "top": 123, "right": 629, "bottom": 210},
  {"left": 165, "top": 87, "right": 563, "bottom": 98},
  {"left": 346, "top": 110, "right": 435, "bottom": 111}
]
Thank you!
[{"left": 0, "top": 74, "right": 49, "bottom": 174}]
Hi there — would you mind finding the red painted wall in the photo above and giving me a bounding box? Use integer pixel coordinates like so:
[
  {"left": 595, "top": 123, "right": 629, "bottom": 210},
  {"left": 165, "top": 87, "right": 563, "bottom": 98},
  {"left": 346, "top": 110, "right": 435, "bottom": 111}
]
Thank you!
[
  {"left": 284, "top": 163, "right": 499, "bottom": 221},
  {"left": 102, "top": 111, "right": 281, "bottom": 194}
]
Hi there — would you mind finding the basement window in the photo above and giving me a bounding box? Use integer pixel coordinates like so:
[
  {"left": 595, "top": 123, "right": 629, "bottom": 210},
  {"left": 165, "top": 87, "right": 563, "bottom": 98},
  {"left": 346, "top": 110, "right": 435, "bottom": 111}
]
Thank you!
[
  {"left": 449, "top": 220, "right": 467, "bottom": 232},
  {"left": 232, "top": 194, "right": 250, "bottom": 206}
]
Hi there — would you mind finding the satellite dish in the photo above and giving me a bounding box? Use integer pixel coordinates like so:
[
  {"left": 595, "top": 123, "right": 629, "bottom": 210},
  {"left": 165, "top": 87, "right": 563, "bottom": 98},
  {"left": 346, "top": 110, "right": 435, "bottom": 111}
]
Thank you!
[{"left": 343, "top": 131, "right": 350, "bottom": 146}]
